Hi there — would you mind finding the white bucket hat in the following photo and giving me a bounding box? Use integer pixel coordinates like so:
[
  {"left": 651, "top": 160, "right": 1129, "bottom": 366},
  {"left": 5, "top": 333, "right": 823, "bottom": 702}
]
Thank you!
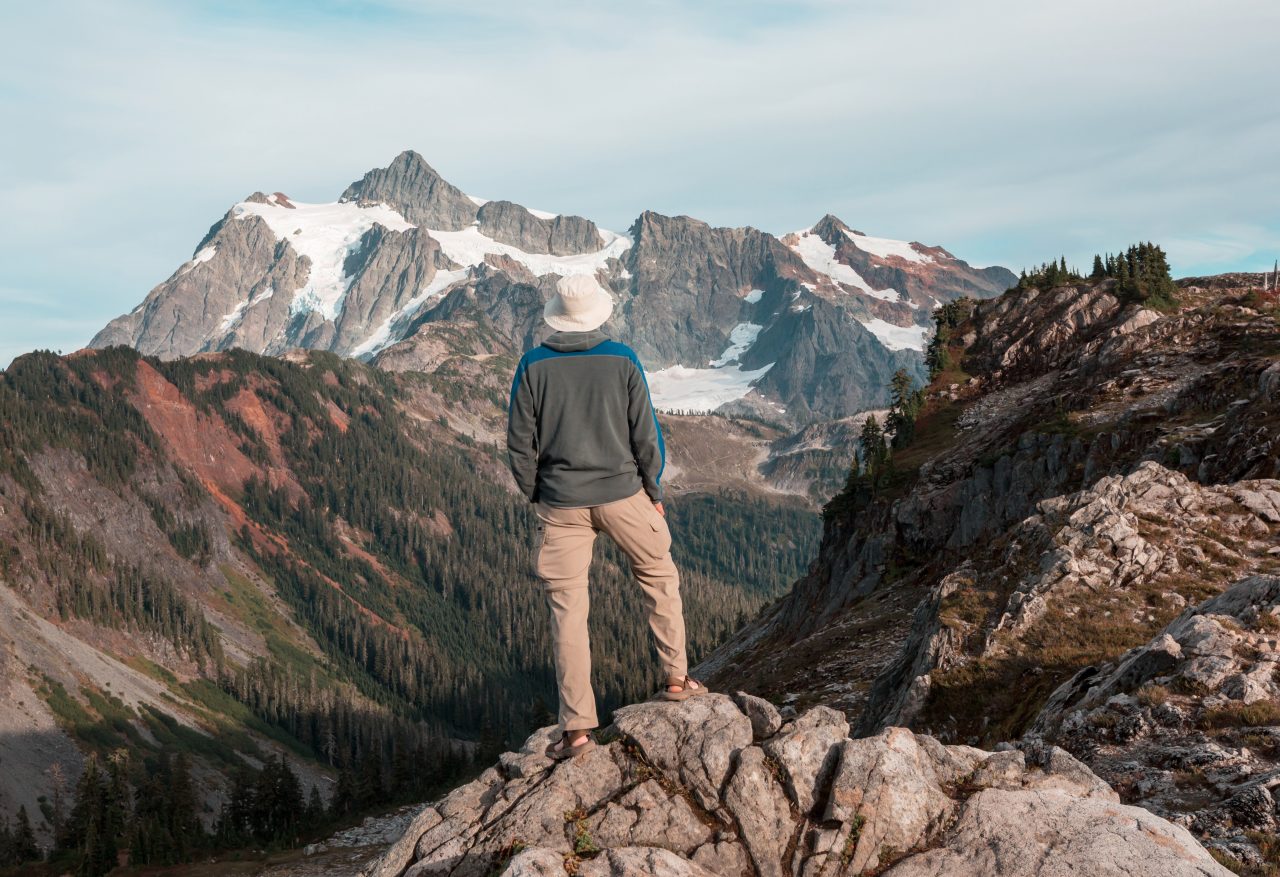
[{"left": 544, "top": 274, "right": 614, "bottom": 333}]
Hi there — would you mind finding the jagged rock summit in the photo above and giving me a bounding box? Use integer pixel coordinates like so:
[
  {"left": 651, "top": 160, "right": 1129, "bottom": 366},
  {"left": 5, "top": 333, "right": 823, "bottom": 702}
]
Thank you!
[
  {"left": 90, "top": 150, "right": 1015, "bottom": 422},
  {"left": 368, "top": 693, "right": 1229, "bottom": 877}
]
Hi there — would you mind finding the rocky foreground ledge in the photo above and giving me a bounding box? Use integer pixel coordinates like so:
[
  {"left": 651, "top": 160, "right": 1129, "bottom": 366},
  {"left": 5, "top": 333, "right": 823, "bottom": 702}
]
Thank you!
[
  {"left": 364, "top": 693, "right": 1229, "bottom": 877},
  {"left": 1031, "top": 574, "right": 1280, "bottom": 868}
]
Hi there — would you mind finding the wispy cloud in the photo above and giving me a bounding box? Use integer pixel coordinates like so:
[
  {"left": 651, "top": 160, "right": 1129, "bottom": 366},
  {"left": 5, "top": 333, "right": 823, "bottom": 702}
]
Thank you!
[{"left": 2, "top": 0, "right": 1278, "bottom": 362}]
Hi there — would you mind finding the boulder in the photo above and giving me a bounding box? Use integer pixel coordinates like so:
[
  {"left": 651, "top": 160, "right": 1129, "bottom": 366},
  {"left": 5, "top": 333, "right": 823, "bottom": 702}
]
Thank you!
[
  {"left": 762, "top": 705, "right": 848, "bottom": 814},
  {"left": 575, "top": 847, "right": 720, "bottom": 877},
  {"left": 881, "top": 788, "right": 1231, "bottom": 877},
  {"left": 723, "top": 746, "right": 793, "bottom": 877},
  {"left": 733, "top": 690, "right": 783, "bottom": 739},
  {"left": 612, "top": 693, "right": 752, "bottom": 812},
  {"left": 822, "top": 728, "right": 965, "bottom": 874},
  {"left": 370, "top": 696, "right": 1233, "bottom": 877}
]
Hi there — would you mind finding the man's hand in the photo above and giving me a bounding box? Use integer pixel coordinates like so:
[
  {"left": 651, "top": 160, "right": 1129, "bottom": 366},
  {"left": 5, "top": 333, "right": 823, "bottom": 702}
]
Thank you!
[{"left": 653, "top": 501, "right": 665, "bottom": 517}]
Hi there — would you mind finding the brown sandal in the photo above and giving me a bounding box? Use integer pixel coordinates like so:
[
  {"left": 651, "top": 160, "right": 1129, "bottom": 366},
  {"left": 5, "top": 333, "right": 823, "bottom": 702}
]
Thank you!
[
  {"left": 660, "top": 676, "right": 710, "bottom": 702},
  {"left": 545, "top": 729, "right": 596, "bottom": 760}
]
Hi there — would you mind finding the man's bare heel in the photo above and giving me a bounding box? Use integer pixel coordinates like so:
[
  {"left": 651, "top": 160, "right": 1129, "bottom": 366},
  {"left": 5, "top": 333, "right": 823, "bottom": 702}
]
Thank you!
[
  {"left": 659, "top": 676, "right": 709, "bottom": 702},
  {"left": 545, "top": 729, "right": 596, "bottom": 760}
]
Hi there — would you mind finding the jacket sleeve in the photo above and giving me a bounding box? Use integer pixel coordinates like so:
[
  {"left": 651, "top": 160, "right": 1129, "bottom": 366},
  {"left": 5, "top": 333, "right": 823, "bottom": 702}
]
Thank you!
[
  {"left": 506, "top": 358, "right": 539, "bottom": 502},
  {"left": 626, "top": 358, "right": 666, "bottom": 502}
]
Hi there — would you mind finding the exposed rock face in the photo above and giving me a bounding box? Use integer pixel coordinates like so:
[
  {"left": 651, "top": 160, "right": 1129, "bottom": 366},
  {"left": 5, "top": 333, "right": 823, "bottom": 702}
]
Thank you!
[
  {"left": 1029, "top": 575, "right": 1280, "bottom": 867},
  {"left": 882, "top": 788, "right": 1228, "bottom": 877},
  {"left": 341, "top": 150, "right": 479, "bottom": 231},
  {"left": 92, "top": 151, "right": 617, "bottom": 370},
  {"left": 619, "top": 210, "right": 785, "bottom": 365},
  {"left": 863, "top": 462, "right": 1280, "bottom": 734},
  {"left": 92, "top": 152, "right": 1012, "bottom": 423},
  {"left": 91, "top": 212, "right": 309, "bottom": 359},
  {"left": 476, "top": 200, "right": 604, "bottom": 256},
  {"left": 369, "top": 694, "right": 1229, "bottom": 877},
  {"left": 750, "top": 298, "right": 925, "bottom": 423},
  {"left": 617, "top": 210, "right": 935, "bottom": 420},
  {"left": 705, "top": 281, "right": 1279, "bottom": 716},
  {"left": 963, "top": 283, "right": 1127, "bottom": 378},
  {"left": 330, "top": 227, "right": 456, "bottom": 357}
]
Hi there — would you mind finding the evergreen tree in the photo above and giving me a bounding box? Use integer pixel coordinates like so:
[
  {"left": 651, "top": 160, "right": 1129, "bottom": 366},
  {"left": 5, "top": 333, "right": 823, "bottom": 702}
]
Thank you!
[
  {"left": 886, "top": 369, "right": 923, "bottom": 449},
  {"left": 66, "top": 755, "right": 103, "bottom": 869},
  {"left": 11, "top": 806, "right": 40, "bottom": 864},
  {"left": 306, "top": 786, "right": 325, "bottom": 824},
  {"left": 103, "top": 750, "right": 130, "bottom": 863},
  {"left": 355, "top": 750, "right": 384, "bottom": 811},
  {"left": 859, "top": 415, "right": 889, "bottom": 482},
  {"left": 925, "top": 298, "right": 972, "bottom": 378},
  {"left": 1091, "top": 254, "right": 1105, "bottom": 279},
  {"left": 0, "top": 813, "right": 11, "bottom": 866},
  {"left": 250, "top": 755, "right": 304, "bottom": 846},
  {"left": 168, "top": 753, "right": 200, "bottom": 859},
  {"left": 329, "top": 768, "right": 356, "bottom": 820},
  {"left": 1107, "top": 242, "right": 1177, "bottom": 307},
  {"left": 215, "top": 766, "right": 256, "bottom": 848},
  {"left": 1017, "top": 256, "right": 1084, "bottom": 290},
  {"left": 46, "top": 762, "right": 68, "bottom": 851}
]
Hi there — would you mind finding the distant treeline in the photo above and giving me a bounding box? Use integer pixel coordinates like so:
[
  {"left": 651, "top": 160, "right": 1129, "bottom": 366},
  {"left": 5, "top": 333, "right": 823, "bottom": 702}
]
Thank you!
[{"left": 1014, "top": 241, "right": 1178, "bottom": 309}]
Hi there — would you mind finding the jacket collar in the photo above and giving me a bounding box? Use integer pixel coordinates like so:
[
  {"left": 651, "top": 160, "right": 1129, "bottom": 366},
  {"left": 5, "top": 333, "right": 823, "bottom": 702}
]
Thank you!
[{"left": 542, "top": 329, "right": 609, "bottom": 353}]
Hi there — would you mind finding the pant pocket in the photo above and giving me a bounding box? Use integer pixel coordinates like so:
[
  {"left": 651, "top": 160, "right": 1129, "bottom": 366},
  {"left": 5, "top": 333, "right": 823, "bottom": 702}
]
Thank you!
[{"left": 647, "top": 510, "right": 673, "bottom": 560}]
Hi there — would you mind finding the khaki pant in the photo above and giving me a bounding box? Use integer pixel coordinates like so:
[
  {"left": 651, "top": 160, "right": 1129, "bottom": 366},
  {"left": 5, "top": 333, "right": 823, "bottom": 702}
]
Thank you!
[{"left": 533, "top": 489, "right": 688, "bottom": 731}]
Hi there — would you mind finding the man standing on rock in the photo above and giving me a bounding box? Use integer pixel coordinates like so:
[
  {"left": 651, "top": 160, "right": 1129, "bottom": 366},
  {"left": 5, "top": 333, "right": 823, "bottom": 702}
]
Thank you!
[{"left": 506, "top": 274, "right": 708, "bottom": 759}]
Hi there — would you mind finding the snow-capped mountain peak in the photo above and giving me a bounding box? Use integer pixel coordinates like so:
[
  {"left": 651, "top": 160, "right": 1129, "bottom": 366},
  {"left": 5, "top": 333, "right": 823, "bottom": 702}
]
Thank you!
[{"left": 91, "top": 153, "right": 1015, "bottom": 423}]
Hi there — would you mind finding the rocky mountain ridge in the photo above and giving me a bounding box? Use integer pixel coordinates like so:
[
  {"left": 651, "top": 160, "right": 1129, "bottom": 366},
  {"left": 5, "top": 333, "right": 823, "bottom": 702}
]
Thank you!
[
  {"left": 90, "top": 151, "right": 1014, "bottom": 423},
  {"left": 367, "top": 693, "right": 1231, "bottom": 877},
  {"left": 700, "top": 277, "right": 1280, "bottom": 871}
]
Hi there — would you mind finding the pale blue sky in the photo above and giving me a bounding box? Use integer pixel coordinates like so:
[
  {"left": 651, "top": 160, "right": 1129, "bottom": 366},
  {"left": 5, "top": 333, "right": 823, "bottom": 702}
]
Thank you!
[{"left": 2, "top": 0, "right": 1278, "bottom": 367}]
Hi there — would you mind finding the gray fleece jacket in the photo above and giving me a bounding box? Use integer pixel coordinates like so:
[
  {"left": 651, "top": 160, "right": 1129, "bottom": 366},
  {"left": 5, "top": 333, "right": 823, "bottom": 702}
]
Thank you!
[{"left": 506, "top": 330, "right": 666, "bottom": 508}]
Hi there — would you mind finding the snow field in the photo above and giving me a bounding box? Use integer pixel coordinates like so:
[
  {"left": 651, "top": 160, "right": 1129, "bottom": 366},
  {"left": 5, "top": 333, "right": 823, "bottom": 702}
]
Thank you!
[
  {"left": 859, "top": 318, "right": 931, "bottom": 351},
  {"left": 234, "top": 199, "right": 413, "bottom": 321},
  {"left": 842, "top": 229, "right": 933, "bottom": 264},
  {"left": 787, "top": 229, "right": 901, "bottom": 303},
  {"left": 648, "top": 322, "right": 773, "bottom": 413}
]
